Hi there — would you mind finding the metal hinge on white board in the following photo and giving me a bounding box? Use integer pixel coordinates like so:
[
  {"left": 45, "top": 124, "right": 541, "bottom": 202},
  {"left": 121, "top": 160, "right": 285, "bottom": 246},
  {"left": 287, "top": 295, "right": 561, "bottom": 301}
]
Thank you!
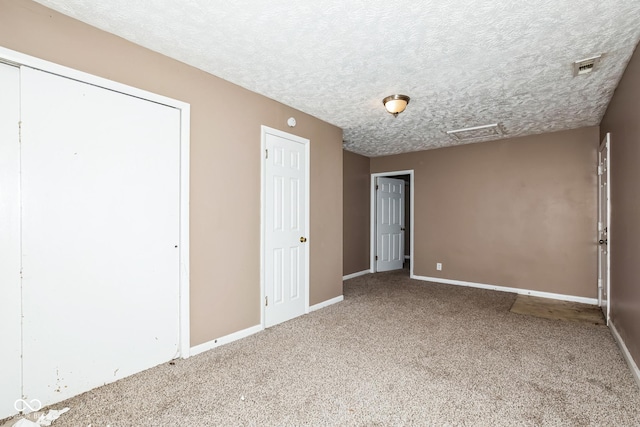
[
  {"left": 597, "top": 165, "right": 603, "bottom": 175},
  {"left": 18, "top": 121, "right": 22, "bottom": 143},
  {"left": 265, "top": 149, "right": 268, "bottom": 159},
  {"left": 265, "top": 296, "right": 268, "bottom": 306}
]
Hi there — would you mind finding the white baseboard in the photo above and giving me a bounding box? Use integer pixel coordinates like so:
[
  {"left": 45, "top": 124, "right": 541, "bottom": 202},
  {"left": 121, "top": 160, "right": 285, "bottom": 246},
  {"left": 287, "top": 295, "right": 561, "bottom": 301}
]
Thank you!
[
  {"left": 189, "top": 294, "right": 345, "bottom": 356},
  {"left": 189, "top": 295, "right": 345, "bottom": 356},
  {"left": 411, "top": 275, "right": 599, "bottom": 305},
  {"left": 310, "top": 295, "right": 344, "bottom": 312},
  {"left": 343, "top": 270, "right": 370, "bottom": 281},
  {"left": 609, "top": 321, "right": 640, "bottom": 389},
  {"left": 189, "top": 324, "right": 263, "bottom": 357}
]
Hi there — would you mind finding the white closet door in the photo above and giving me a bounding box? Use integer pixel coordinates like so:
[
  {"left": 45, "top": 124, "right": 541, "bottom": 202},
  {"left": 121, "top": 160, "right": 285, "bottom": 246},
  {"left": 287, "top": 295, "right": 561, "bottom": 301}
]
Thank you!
[
  {"left": 20, "top": 67, "right": 181, "bottom": 406},
  {"left": 0, "top": 63, "right": 22, "bottom": 419}
]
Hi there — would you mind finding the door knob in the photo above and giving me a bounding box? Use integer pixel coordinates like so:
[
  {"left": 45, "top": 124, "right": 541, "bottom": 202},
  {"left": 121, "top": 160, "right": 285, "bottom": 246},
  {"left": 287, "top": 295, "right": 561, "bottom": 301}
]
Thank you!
[
  {"left": 599, "top": 239, "right": 607, "bottom": 245},
  {"left": 300, "top": 237, "right": 307, "bottom": 243}
]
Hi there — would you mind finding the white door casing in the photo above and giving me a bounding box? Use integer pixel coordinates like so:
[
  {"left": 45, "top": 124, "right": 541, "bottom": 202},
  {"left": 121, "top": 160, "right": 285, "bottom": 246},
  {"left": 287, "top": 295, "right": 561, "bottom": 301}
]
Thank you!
[
  {"left": 262, "top": 126, "right": 309, "bottom": 328},
  {"left": 20, "top": 66, "right": 181, "bottom": 407},
  {"left": 0, "top": 62, "right": 22, "bottom": 417},
  {"left": 376, "top": 177, "right": 405, "bottom": 272},
  {"left": 598, "top": 133, "right": 611, "bottom": 323}
]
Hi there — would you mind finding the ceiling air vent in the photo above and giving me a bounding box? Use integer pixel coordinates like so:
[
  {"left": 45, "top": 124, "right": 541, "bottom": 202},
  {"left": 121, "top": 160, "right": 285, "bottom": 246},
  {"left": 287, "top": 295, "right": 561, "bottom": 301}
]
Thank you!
[
  {"left": 446, "top": 123, "right": 504, "bottom": 141},
  {"left": 573, "top": 55, "right": 601, "bottom": 76}
]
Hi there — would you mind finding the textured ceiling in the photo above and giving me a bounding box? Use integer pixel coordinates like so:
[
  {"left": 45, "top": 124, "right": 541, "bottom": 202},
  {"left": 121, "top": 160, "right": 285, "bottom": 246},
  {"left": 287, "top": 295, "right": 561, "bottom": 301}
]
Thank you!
[{"left": 34, "top": 0, "right": 640, "bottom": 157}]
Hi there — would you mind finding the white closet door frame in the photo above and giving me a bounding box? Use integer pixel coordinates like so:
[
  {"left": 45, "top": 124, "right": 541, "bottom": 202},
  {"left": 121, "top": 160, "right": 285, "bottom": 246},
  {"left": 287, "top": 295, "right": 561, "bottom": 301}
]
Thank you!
[{"left": 0, "top": 46, "right": 192, "bottom": 359}]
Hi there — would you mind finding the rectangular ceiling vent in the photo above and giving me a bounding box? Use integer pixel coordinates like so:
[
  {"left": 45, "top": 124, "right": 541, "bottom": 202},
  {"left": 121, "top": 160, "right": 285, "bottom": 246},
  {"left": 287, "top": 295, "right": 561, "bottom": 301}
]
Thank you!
[
  {"left": 573, "top": 55, "right": 601, "bottom": 76},
  {"left": 446, "top": 123, "right": 504, "bottom": 141}
]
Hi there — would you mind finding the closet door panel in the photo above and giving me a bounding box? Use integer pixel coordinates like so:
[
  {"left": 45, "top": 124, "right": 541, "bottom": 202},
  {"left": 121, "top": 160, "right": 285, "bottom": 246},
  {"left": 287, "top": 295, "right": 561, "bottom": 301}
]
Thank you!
[
  {"left": 20, "top": 67, "right": 181, "bottom": 406},
  {"left": 0, "top": 62, "right": 22, "bottom": 420}
]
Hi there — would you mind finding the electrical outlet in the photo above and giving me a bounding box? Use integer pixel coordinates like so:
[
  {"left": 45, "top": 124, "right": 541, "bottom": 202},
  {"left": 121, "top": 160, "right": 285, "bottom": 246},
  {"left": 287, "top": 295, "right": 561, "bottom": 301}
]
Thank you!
[{"left": 436, "top": 263, "right": 442, "bottom": 271}]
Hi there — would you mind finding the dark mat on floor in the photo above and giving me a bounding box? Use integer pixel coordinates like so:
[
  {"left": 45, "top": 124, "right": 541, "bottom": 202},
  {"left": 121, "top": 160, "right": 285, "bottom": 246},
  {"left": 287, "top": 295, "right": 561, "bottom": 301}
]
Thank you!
[{"left": 510, "top": 294, "right": 605, "bottom": 325}]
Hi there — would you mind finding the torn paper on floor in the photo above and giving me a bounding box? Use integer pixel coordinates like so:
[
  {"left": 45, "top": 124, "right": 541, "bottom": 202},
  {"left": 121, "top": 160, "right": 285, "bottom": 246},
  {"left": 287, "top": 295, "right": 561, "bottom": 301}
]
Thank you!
[
  {"left": 36, "top": 409, "right": 70, "bottom": 427},
  {"left": 11, "top": 408, "right": 70, "bottom": 427}
]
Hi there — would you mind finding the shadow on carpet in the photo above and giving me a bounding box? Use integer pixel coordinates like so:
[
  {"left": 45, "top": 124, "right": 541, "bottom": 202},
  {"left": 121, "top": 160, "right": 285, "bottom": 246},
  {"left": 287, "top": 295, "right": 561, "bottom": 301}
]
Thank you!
[{"left": 510, "top": 295, "right": 605, "bottom": 325}]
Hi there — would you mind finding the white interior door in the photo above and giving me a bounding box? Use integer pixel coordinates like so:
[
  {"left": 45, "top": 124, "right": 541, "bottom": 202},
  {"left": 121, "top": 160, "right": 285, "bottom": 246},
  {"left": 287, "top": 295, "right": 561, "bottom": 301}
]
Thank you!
[
  {"left": 376, "top": 177, "right": 405, "bottom": 272},
  {"left": 598, "top": 133, "right": 611, "bottom": 323},
  {"left": 264, "top": 128, "right": 308, "bottom": 327},
  {"left": 20, "top": 67, "right": 181, "bottom": 407},
  {"left": 0, "top": 62, "right": 23, "bottom": 419}
]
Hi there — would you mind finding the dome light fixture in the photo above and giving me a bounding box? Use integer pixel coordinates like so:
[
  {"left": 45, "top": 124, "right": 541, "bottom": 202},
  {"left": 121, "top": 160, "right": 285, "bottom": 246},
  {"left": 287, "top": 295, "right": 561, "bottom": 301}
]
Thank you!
[{"left": 383, "top": 94, "right": 410, "bottom": 117}]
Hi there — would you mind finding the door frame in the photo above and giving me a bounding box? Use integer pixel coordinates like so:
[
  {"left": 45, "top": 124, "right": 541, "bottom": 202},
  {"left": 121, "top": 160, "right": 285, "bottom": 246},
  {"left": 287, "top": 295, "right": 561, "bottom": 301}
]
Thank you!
[
  {"left": 370, "top": 170, "right": 414, "bottom": 276},
  {"left": 598, "top": 132, "right": 611, "bottom": 323},
  {"left": 0, "top": 46, "right": 192, "bottom": 358},
  {"left": 260, "top": 125, "right": 310, "bottom": 327}
]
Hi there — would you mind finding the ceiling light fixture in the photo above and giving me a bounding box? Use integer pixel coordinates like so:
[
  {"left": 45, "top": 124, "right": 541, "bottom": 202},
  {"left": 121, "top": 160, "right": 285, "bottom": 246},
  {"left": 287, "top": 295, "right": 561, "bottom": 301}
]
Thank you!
[{"left": 383, "top": 94, "right": 410, "bottom": 117}]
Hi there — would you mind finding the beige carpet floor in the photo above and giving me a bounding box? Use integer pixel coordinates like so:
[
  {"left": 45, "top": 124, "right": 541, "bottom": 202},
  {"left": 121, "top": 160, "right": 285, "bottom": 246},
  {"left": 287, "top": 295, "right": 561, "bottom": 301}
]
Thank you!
[{"left": 7, "top": 271, "right": 640, "bottom": 426}]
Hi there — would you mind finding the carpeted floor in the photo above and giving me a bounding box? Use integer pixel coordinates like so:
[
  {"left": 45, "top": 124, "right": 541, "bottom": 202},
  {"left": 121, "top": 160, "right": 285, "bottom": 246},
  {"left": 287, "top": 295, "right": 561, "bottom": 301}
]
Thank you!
[{"left": 8, "top": 271, "right": 640, "bottom": 426}]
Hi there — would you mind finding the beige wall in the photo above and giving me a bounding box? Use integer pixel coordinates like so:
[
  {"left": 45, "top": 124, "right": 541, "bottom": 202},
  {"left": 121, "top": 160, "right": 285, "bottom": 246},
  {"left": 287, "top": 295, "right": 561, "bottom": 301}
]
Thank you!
[
  {"left": 0, "top": 0, "right": 343, "bottom": 346},
  {"left": 371, "top": 127, "right": 599, "bottom": 297},
  {"left": 600, "top": 43, "right": 640, "bottom": 366},
  {"left": 343, "top": 150, "right": 370, "bottom": 276}
]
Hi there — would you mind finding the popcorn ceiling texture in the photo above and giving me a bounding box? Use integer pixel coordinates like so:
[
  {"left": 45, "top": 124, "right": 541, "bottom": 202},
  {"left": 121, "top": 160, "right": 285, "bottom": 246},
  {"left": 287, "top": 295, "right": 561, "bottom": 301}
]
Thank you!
[{"left": 34, "top": 0, "right": 640, "bottom": 156}]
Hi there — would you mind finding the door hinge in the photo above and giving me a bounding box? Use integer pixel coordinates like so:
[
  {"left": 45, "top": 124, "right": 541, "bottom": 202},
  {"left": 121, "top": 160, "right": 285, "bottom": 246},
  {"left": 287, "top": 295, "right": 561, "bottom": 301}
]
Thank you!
[
  {"left": 376, "top": 184, "right": 379, "bottom": 190},
  {"left": 265, "top": 149, "right": 268, "bottom": 159},
  {"left": 597, "top": 165, "right": 603, "bottom": 175},
  {"left": 18, "top": 121, "right": 22, "bottom": 143},
  {"left": 265, "top": 296, "right": 268, "bottom": 306},
  {"left": 375, "top": 255, "right": 378, "bottom": 261}
]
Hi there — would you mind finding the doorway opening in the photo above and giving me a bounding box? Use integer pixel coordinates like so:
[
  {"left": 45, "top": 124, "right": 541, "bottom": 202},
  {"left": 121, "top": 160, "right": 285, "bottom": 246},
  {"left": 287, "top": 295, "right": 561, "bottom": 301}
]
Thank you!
[{"left": 370, "top": 170, "right": 414, "bottom": 276}]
